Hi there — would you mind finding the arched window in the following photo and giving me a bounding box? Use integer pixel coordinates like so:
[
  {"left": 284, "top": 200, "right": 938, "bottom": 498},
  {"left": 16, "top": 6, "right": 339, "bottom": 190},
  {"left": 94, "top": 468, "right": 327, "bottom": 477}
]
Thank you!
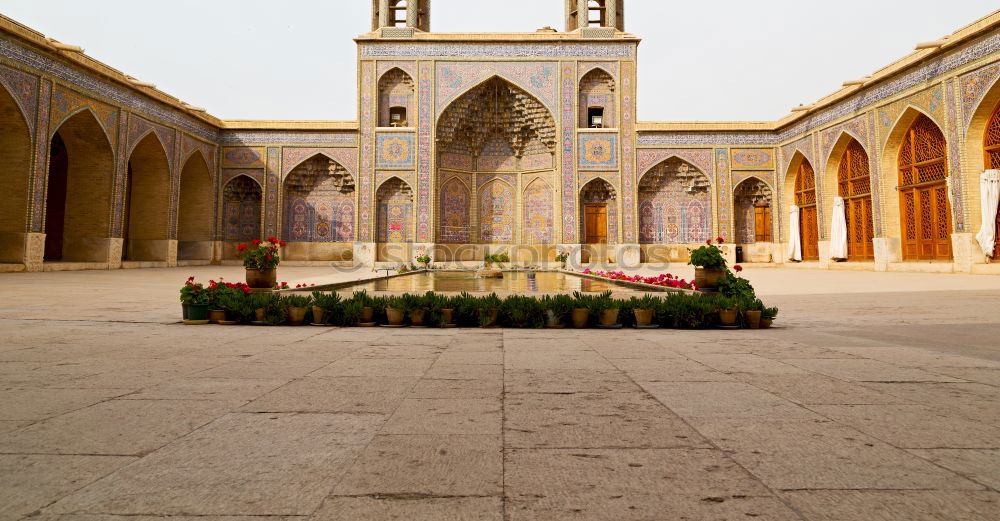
[
  {"left": 897, "top": 114, "right": 951, "bottom": 261},
  {"left": 378, "top": 68, "right": 414, "bottom": 128},
  {"left": 984, "top": 102, "right": 1000, "bottom": 259},
  {"left": 837, "top": 139, "right": 874, "bottom": 260},
  {"left": 389, "top": 0, "right": 408, "bottom": 27},
  {"left": 794, "top": 160, "right": 819, "bottom": 261},
  {"left": 588, "top": 0, "right": 607, "bottom": 27}
]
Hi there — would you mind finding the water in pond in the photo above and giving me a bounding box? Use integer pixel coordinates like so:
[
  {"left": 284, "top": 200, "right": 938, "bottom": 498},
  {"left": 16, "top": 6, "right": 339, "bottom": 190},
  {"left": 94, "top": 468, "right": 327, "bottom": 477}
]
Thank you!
[{"left": 343, "top": 271, "right": 650, "bottom": 293}]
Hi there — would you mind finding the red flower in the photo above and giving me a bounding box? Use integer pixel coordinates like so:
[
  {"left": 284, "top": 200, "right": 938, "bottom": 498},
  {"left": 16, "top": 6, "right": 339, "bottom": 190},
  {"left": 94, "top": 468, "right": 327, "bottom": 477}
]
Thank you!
[
  {"left": 279, "top": 240, "right": 287, "bottom": 247},
  {"left": 265, "top": 255, "right": 273, "bottom": 261},
  {"left": 716, "top": 236, "right": 725, "bottom": 244},
  {"left": 252, "top": 239, "right": 261, "bottom": 246},
  {"left": 734, "top": 264, "right": 743, "bottom": 272},
  {"left": 267, "top": 236, "right": 279, "bottom": 244},
  {"left": 705, "top": 239, "right": 712, "bottom": 245}
]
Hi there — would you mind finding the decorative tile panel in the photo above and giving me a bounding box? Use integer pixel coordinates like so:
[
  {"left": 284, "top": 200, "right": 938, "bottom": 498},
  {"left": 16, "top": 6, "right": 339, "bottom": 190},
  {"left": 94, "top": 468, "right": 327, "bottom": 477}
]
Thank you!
[
  {"left": 945, "top": 78, "right": 965, "bottom": 232},
  {"left": 417, "top": 61, "right": 433, "bottom": 242},
  {"left": 218, "top": 131, "right": 358, "bottom": 146},
  {"left": 621, "top": 60, "right": 636, "bottom": 242},
  {"left": 716, "top": 149, "right": 732, "bottom": 241},
  {"left": 578, "top": 133, "right": 618, "bottom": 170},
  {"left": 179, "top": 133, "right": 217, "bottom": 176},
  {"left": 265, "top": 147, "right": 279, "bottom": 237},
  {"left": 375, "top": 132, "right": 416, "bottom": 169},
  {"left": 523, "top": 178, "right": 554, "bottom": 244},
  {"left": 959, "top": 62, "right": 1000, "bottom": 133},
  {"left": 50, "top": 85, "right": 118, "bottom": 146},
  {"left": 730, "top": 148, "right": 775, "bottom": 170},
  {"left": 282, "top": 147, "right": 358, "bottom": 178},
  {"left": 361, "top": 42, "right": 635, "bottom": 58},
  {"left": 0, "top": 62, "right": 39, "bottom": 133},
  {"left": 29, "top": 79, "right": 51, "bottom": 232},
  {"left": 359, "top": 61, "right": 374, "bottom": 241},
  {"left": 560, "top": 62, "right": 577, "bottom": 243},
  {"left": 438, "top": 176, "right": 471, "bottom": 243},
  {"left": 636, "top": 148, "right": 714, "bottom": 181},
  {"left": 436, "top": 62, "right": 557, "bottom": 116},
  {"left": 222, "top": 147, "right": 266, "bottom": 168}
]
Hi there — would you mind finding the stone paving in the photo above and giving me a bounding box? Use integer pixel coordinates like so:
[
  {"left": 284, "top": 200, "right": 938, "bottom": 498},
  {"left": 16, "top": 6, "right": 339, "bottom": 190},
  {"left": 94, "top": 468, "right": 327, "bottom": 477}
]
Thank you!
[{"left": 1, "top": 267, "right": 1000, "bottom": 520}]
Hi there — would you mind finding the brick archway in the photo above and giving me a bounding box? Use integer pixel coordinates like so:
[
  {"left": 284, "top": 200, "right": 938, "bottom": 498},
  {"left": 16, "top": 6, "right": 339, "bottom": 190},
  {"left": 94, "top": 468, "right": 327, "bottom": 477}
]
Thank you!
[
  {"left": 124, "top": 132, "right": 172, "bottom": 262},
  {"left": 177, "top": 150, "right": 214, "bottom": 261},
  {"left": 0, "top": 82, "right": 33, "bottom": 263}
]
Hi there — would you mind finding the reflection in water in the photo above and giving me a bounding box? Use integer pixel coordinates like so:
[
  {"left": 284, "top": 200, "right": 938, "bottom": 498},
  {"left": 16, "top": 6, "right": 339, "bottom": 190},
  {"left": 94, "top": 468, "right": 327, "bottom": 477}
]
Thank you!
[{"left": 346, "top": 271, "right": 641, "bottom": 293}]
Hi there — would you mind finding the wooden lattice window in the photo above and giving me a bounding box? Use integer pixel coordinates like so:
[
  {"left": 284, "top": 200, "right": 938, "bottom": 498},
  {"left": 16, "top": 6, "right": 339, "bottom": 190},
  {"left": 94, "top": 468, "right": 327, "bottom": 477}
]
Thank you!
[
  {"left": 838, "top": 139, "right": 874, "bottom": 260},
  {"left": 794, "top": 160, "right": 819, "bottom": 260},
  {"left": 898, "top": 114, "right": 952, "bottom": 261},
  {"left": 985, "top": 102, "right": 1000, "bottom": 259}
]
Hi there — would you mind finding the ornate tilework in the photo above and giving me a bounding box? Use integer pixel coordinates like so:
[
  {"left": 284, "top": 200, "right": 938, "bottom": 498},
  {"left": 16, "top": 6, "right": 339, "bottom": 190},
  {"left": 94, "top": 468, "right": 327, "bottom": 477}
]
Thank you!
[
  {"left": 29, "top": 79, "right": 51, "bottom": 233},
  {"left": 377, "top": 61, "right": 417, "bottom": 83},
  {"left": 222, "top": 175, "right": 262, "bottom": 242},
  {"left": 376, "top": 178, "right": 413, "bottom": 243},
  {"left": 522, "top": 152, "right": 553, "bottom": 171},
  {"left": 438, "top": 177, "right": 470, "bottom": 244},
  {"left": 436, "top": 62, "right": 558, "bottom": 116},
  {"left": 778, "top": 135, "right": 814, "bottom": 183},
  {"left": 417, "top": 61, "right": 432, "bottom": 242},
  {"left": 819, "top": 115, "right": 869, "bottom": 175},
  {"left": 523, "top": 179, "right": 554, "bottom": 244},
  {"left": 959, "top": 62, "right": 1000, "bottom": 134},
  {"left": 179, "top": 134, "right": 217, "bottom": 177},
  {"left": 578, "top": 62, "right": 618, "bottom": 82},
  {"left": 579, "top": 172, "right": 619, "bottom": 190},
  {"left": 222, "top": 147, "right": 266, "bottom": 168},
  {"left": 360, "top": 42, "right": 635, "bottom": 58},
  {"left": 945, "top": 78, "right": 965, "bottom": 232},
  {"left": 127, "top": 114, "right": 176, "bottom": 172},
  {"left": 716, "top": 149, "right": 732, "bottom": 241},
  {"left": 50, "top": 85, "right": 118, "bottom": 146},
  {"left": 283, "top": 171, "right": 354, "bottom": 243},
  {"left": 479, "top": 179, "right": 514, "bottom": 243},
  {"left": 621, "top": 60, "right": 636, "bottom": 242},
  {"left": 439, "top": 153, "right": 474, "bottom": 171},
  {"left": 638, "top": 132, "right": 778, "bottom": 146},
  {"left": 112, "top": 109, "right": 128, "bottom": 237},
  {"left": 866, "top": 111, "right": 883, "bottom": 237},
  {"left": 578, "top": 133, "right": 618, "bottom": 170},
  {"left": 0, "top": 62, "right": 39, "bottom": 133},
  {"left": 376, "top": 171, "right": 416, "bottom": 191},
  {"left": 359, "top": 61, "right": 375, "bottom": 241},
  {"left": 730, "top": 148, "right": 774, "bottom": 170},
  {"left": 876, "top": 84, "right": 946, "bottom": 146},
  {"left": 222, "top": 169, "right": 264, "bottom": 188},
  {"left": 636, "top": 148, "right": 714, "bottom": 181},
  {"left": 732, "top": 172, "right": 774, "bottom": 192},
  {"left": 638, "top": 158, "right": 712, "bottom": 244},
  {"left": 375, "top": 132, "right": 416, "bottom": 169},
  {"left": 265, "top": 147, "right": 279, "bottom": 237},
  {"left": 560, "top": 62, "right": 577, "bottom": 243},
  {"left": 218, "top": 131, "right": 358, "bottom": 146},
  {"left": 281, "top": 147, "right": 358, "bottom": 178}
]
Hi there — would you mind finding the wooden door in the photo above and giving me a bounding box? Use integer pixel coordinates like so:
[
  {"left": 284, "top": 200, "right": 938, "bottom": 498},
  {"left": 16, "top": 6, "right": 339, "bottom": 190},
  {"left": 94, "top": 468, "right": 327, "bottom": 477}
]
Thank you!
[
  {"left": 794, "top": 160, "right": 819, "bottom": 260},
  {"left": 584, "top": 204, "right": 608, "bottom": 244},
  {"left": 898, "top": 114, "right": 952, "bottom": 261},
  {"left": 753, "top": 206, "right": 771, "bottom": 242},
  {"left": 838, "top": 140, "right": 874, "bottom": 260},
  {"left": 985, "top": 102, "right": 1000, "bottom": 259}
]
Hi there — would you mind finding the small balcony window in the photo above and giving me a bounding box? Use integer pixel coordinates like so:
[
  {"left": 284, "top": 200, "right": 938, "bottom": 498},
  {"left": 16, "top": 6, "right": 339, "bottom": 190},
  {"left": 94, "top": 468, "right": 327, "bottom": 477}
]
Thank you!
[
  {"left": 389, "top": 107, "right": 408, "bottom": 127},
  {"left": 588, "top": 107, "right": 604, "bottom": 128}
]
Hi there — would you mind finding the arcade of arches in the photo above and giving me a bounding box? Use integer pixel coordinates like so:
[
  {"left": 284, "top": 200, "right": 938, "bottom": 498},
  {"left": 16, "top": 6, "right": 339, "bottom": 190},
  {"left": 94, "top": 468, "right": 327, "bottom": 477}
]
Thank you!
[{"left": 1, "top": 6, "right": 1000, "bottom": 274}]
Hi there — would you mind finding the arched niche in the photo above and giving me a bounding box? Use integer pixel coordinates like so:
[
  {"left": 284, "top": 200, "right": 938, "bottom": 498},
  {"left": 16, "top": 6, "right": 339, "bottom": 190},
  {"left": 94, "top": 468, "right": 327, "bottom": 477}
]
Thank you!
[
  {"left": 638, "top": 157, "right": 711, "bottom": 244},
  {"left": 0, "top": 82, "right": 33, "bottom": 263},
  {"left": 579, "top": 67, "right": 616, "bottom": 128},
  {"left": 478, "top": 178, "right": 515, "bottom": 244},
  {"left": 438, "top": 176, "right": 471, "bottom": 244},
  {"left": 733, "top": 177, "right": 773, "bottom": 245},
  {"left": 44, "top": 110, "right": 115, "bottom": 263},
  {"left": 781, "top": 151, "right": 819, "bottom": 261},
  {"left": 378, "top": 68, "right": 414, "bottom": 127},
  {"left": 522, "top": 178, "right": 555, "bottom": 244},
  {"left": 177, "top": 150, "right": 215, "bottom": 261},
  {"left": 825, "top": 134, "right": 874, "bottom": 260},
  {"left": 964, "top": 76, "right": 1000, "bottom": 259},
  {"left": 222, "top": 175, "right": 262, "bottom": 244},
  {"left": 123, "top": 132, "right": 172, "bottom": 262},
  {"left": 376, "top": 177, "right": 414, "bottom": 262},
  {"left": 282, "top": 154, "right": 355, "bottom": 244}
]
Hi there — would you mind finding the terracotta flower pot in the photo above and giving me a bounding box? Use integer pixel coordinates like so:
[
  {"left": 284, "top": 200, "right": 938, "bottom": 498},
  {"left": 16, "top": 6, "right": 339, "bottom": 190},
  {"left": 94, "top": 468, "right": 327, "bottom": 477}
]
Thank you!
[
  {"left": 694, "top": 268, "right": 725, "bottom": 291},
  {"left": 208, "top": 309, "right": 226, "bottom": 324},
  {"left": 360, "top": 306, "right": 374, "bottom": 323},
  {"left": 719, "top": 308, "right": 738, "bottom": 327},
  {"left": 440, "top": 308, "right": 454, "bottom": 325},
  {"left": 599, "top": 308, "right": 620, "bottom": 326},
  {"left": 312, "top": 306, "right": 325, "bottom": 325},
  {"left": 760, "top": 318, "right": 773, "bottom": 329},
  {"left": 386, "top": 307, "right": 406, "bottom": 326},
  {"left": 287, "top": 306, "right": 307, "bottom": 326},
  {"left": 410, "top": 309, "right": 426, "bottom": 326},
  {"left": 571, "top": 308, "right": 589, "bottom": 329},
  {"left": 634, "top": 308, "right": 654, "bottom": 327},
  {"left": 254, "top": 308, "right": 266, "bottom": 322},
  {"left": 246, "top": 268, "right": 277, "bottom": 289},
  {"left": 746, "top": 310, "right": 762, "bottom": 329},
  {"left": 479, "top": 309, "right": 498, "bottom": 328}
]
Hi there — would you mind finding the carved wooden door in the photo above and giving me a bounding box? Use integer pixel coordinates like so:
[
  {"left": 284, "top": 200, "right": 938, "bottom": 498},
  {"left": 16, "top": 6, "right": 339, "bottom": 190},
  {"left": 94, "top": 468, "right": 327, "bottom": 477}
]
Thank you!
[
  {"left": 754, "top": 206, "right": 771, "bottom": 242},
  {"left": 794, "top": 160, "right": 819, "bottom": 260},
  {"left": 584, "top": 204, "right": 607, "bottom": 244},
  {"left": 898, "top": 114, "right": 952, "bottom": 261},
  {"left": 986, "top": 102, "right": 1000, "bottom": 259},
  {"left": 839, "top": 139, "right": 874, "bottom": 260}
]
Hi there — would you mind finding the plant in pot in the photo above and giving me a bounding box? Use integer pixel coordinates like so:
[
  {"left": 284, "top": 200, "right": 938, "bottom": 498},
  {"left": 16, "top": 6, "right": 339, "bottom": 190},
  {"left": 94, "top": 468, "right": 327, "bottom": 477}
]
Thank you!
[
  {"left": 238, "top": 236, "right": 285, "bottom": 289},
  {"left": 264, "top": 295, "right": 288, "bottom": 326},
  {"left": 632, "top": 294, "right": 659, "bottom": 327},
  {"left": 437, "top": 294, "right": 455, "bottom": 327},
  {"left": 570, "top": 291, "right": 593, "bottom": 328},
  {"left": 179, "top": 277, "right": 210, "bottom": 322},
  {"left": 716, "top": 295, "right": 738, "bottom": 327},
  {"left": 540, "top": 294, "right": 573, "bottom": 328},
  {"left": 284, "top": 294, "right": 312, "bottom": 326},
  {"left": 340, "top": 300, "right": 363, "bottom": 327},
  {"left": 590, "top": 291, "right": 620, "bottom": 327},
  {"left": 204, "top": 279, "right": 229, "bottom": 324},
  {"left": 250, "top": 292, "right": 274, "bottom": 322},
  {"left": 554, "top": 250, "right": 570, "bottom": 269},
  {"left": 688, "top": 238, "right": 728, "bottom": 291},
  {"left": 743, "top": 298, "right": 765, "bottom": 329},
  {"left": 216, "top": 286, "right": 254, "bottom": 324},
  {"left": 502, "top": 295, "right": 543, "bottom": 328},
  {"left": 477, "top": 293, "right": 502, "bottom": 328},
  {"left": 311, "top": 291, "right": 342, "bottom": 326},
  {"left": 415, "top": 253, "right": 432, "bottom": 270},
  {"left": 385, "top": 296, "right": 407, "bottom": 326},
  {"left": 403, "top": 293, "right": 427, "bottom": 326},
  {"left": 761, "top": 306, "right": 778, "bottom": 329},
  {"left": 352, "top": 290, "right": 376, "bottom": 324}
]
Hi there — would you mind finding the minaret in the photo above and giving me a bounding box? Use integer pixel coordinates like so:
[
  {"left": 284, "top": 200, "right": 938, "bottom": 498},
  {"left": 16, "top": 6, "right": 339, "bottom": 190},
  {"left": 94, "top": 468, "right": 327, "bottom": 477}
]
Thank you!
[
  {"left": 565, "top": 0, "right": 624, "bottom": 32},
  {"left": 372, "top": 0, "right": 431, "bottom": 33}
]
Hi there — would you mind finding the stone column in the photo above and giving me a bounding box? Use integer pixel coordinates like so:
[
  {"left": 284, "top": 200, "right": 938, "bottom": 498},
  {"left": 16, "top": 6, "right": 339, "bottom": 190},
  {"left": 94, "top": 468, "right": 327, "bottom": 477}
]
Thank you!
[
  {"left": 407, "top": 1, "right": 418, "bottom": 28},
  {"left": 578, "top": 0, "right": 589, "bottom": 27},
  {"left": 606, "top": 0, "right": 617, "bottom": 28},
  {"left": 379, "top": 0, "right": 390, "bottom": 27}
]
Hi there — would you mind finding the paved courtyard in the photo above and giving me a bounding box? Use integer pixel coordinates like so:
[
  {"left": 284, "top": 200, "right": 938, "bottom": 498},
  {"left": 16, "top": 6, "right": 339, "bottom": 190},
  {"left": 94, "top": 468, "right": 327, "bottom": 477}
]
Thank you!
[{"left": 1, "top": 267, "right": 1000, "bottom": 520}]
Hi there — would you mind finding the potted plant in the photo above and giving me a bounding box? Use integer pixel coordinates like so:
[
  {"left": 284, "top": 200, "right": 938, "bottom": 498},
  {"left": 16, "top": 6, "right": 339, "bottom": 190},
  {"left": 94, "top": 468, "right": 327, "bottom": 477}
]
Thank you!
[
  {"left": 744, "top": 298, "right": 764, "bottom": 329},
  {"left": 404, "top": 293, "right": 427, "bottom": 326},
  {"left": 386, "top": 296, "right": 407, "bottom": 326},
  {"left": 478, "top": 293, "right": 501, "bottom": 328},
  {"left": 180, "top": 277, "right": 210, "bottom": 323},
  {"left": 352, "top": 291, "right": 376, "bottom": 324},
  {"left": 238, "top": 236, "right": 285, "bottom": 289},
  {"left": 554, "top": 250, "right": 570, "bottom": 269},
  {"left": 570, "top": 291, "right": 593, "bottom": 328},
  {"left": 284, "top": 294, "right": 312, "bottom": 326},
  {"left": 541, "top": 294, "right": 572, "bottom": 328},
  {"left": 688, "top": 238, "right": 728, "bottom": 291},
  {"left": 311, "top": 291, "right": 342, "bottom": 325},
  {"left": 415, "top": 253, "right": 431, "bottom": 270},
  {"left": 761, "top": 306, "right": 778, "bottom": 329},
  {"left": 716, "top": 295, "right": 738, "bottom": 327},
  {"left": 633, "top": 295, "right": 658, "bottom": 327},
  {"left": 590, "top": 291, "right": 620, "bottom": 327},
  {"left": 216, "top": 284, "right": 253, "bottom": 324},
  {"left": 438, "top": 294, "right": 455, "bottom": 327}
]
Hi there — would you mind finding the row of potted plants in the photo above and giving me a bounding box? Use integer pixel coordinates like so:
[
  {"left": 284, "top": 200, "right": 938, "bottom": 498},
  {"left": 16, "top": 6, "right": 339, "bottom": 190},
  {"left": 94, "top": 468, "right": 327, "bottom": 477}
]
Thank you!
[{"left": 180, "top": 282, "right": 778, "bottom": 329}]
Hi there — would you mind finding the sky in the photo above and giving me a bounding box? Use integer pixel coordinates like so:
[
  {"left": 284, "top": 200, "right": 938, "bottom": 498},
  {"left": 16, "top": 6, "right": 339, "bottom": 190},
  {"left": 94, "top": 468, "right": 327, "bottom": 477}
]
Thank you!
[{"left": 2, "top": 0, "right": 997, "bottom": 122}]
